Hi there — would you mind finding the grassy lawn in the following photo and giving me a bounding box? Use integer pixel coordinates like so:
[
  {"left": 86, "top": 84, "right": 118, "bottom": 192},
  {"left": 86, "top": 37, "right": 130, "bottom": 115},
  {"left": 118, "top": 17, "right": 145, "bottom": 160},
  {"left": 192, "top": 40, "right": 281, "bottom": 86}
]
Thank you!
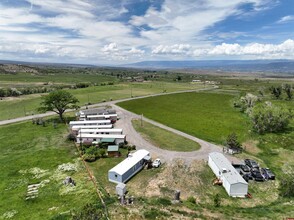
[
  {"left": 132, "top": 119, "right": 200, "bottom": 151},
  {"left": 0, "top": 82, "right": 206, "bottom": 121},
  {"left": 0, "top": 120, "right": 96, "bottom": 219},
  {"left": 118, "top": 92, "right": 251, "bottom": 144}
]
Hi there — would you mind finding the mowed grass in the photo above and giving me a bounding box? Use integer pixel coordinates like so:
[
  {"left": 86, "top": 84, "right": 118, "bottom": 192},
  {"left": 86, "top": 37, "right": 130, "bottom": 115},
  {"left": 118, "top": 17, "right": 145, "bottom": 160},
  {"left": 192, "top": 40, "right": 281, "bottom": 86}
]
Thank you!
[
  {"left": 118, "top": 92, "right": 251, "bottom": 144},
  {"left": 0, "top": 82, "right": 206, "bottom": 121},
  {"left": 132, "top": 119, "right": 200, "bottom": 151},
  {"left": 0, "top": 120, "right": 96, "bottom": 219}
]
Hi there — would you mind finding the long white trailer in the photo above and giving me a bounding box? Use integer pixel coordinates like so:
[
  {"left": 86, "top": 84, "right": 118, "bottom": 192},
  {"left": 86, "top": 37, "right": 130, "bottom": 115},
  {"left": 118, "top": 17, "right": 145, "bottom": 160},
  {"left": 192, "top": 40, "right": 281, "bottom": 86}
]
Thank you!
[
  {"left": 76, "top": 134, "right": 126, "bottom": 145},
  {"left": 79, "top": 128, "right": 123, "bottom": 135},
  {"left": 69, "top": 120, "right": 111, "bottom": 128}
]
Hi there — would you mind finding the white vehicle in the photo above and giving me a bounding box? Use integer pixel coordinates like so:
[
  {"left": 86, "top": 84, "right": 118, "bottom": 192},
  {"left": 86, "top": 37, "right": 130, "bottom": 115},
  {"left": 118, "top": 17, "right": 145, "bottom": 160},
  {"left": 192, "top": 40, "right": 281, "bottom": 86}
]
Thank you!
[{"left": 152, "top": 158, "right": 161, "bottom": 168}]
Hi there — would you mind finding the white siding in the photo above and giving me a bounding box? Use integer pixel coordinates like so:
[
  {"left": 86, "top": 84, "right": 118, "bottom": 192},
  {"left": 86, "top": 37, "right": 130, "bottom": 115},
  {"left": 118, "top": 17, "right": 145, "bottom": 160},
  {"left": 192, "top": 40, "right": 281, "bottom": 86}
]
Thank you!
[{"left": 208, "top": 152, "right": 248, "bottom": 197}]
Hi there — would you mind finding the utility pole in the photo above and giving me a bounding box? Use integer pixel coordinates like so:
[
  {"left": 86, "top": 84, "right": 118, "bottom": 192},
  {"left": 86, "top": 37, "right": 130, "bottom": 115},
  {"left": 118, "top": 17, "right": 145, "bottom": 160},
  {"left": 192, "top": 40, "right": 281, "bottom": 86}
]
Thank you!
[{"left": 141, "top": 114, "right": 143, "bottom": 127}]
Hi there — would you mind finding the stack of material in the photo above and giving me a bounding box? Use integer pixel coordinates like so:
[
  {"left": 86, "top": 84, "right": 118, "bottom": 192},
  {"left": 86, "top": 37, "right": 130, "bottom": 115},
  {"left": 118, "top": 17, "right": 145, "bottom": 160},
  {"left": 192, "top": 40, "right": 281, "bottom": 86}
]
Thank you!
[{"left": 26, "top": 183, "right": 40, "bottom": 200}]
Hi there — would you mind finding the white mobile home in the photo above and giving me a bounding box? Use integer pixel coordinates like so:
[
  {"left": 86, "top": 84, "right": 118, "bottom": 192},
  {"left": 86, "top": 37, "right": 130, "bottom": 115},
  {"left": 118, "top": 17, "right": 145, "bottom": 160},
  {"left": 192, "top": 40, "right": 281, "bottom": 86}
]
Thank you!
[
  {"left": 208, "top": 152, "right": 248, "bottom": 197},
  {"left": 86, "top": 114, "right": 118, "bottom": 121},
  {"left": 108, "top": 149, "right": 150, "bottom": 183},
  {"left": 76, "top": 133, "right": 126, "bottom": 145},
  {"left": 69, "top": 120, "right": 111, "bottom": 128},
  {"left": 79, "top": 128, "right": 123, "bottom": 135},
  {"left": 71, "top": 124, "right": 113, "bottom": 132}
]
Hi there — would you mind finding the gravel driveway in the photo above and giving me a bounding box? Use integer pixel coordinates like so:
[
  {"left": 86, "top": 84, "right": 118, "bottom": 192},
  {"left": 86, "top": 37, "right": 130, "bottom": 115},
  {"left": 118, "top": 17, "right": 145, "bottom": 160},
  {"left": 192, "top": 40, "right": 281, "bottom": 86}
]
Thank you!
[{"left": 113, "top": 104, "right": 239, "bottom": 164}]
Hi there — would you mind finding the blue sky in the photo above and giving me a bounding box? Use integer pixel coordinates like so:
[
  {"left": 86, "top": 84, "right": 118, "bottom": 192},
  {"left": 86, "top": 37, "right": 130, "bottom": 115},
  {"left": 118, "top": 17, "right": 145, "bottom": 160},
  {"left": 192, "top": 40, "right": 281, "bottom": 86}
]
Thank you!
[{"left": 0, "top": 0, "right": 294, "bottom": 65}]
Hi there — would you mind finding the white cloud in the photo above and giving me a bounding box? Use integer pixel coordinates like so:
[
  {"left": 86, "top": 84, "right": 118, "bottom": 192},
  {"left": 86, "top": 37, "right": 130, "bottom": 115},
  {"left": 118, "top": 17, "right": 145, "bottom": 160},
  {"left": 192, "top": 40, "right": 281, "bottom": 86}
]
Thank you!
[
  {"left": 102, "top": 43, "right": 119, "bottom": 52},
  {"left": 204, "top": 39, "right": 294, "bottom": 58},
  {"left": 0, "top": 0, "right": 290, "bottom": 64},
  {"left": 277, "top": 15, "right": 294, "bottom": 24},
  {"left": 152, "top": 44, "right": 192, "bottom": 55},
  {"left": 128, "top": 47, "right": 145, "bottom": 54}
]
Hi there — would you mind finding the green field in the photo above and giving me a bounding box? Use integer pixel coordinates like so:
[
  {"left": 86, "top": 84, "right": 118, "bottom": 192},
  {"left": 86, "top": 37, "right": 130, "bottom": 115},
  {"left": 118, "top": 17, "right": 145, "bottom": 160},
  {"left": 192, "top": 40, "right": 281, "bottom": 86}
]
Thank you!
[
  {"left": 0, "top": 82, "right": 206, "bottom": 121},
  {"left": 0, "top": 120, "right": 96, "bottom": 219},
  {"left": 132, "top": 119, "right": 200, "bottom": 151},
  {"left": 119, "top": 92, "right": 251, "bottom": 144}
]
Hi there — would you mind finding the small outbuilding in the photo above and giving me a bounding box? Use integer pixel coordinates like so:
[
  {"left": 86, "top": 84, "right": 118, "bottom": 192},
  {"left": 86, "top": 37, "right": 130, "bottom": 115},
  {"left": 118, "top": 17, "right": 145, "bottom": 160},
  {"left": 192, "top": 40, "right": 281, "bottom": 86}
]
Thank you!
[
  {"left": 208, "top": 152, "right": 248, "bottom": 197},
  {"left": 107, "top": 145, "right": 120, "bottom": 157},
  {"left": 108, "top": 149, "right": 150, "bottom": 183}
]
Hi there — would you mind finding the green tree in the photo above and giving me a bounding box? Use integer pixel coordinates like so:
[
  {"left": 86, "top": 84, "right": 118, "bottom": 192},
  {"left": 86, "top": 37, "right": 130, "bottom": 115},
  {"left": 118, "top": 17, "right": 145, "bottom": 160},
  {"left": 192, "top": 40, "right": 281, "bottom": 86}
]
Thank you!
[
  {"left": 0, "top": 88, "right": 6, "bottom": 97},
  {"left": 38, "top": 90, "right": 79, "bottom": 121},
  {"left": 269, "top": 86, "right": 282, "bottom": 99},
  {"left": 283, "top": 84, "right": 293, "bottom": 100},
  {"left": 225, "top": 133, "right": 242, "bottom": 149},
  {"left": 233, "top": 93, "right": 259, "bottom": 113},
  {"left": 250, "top": 102, "right": 293, "bottom": 134}
]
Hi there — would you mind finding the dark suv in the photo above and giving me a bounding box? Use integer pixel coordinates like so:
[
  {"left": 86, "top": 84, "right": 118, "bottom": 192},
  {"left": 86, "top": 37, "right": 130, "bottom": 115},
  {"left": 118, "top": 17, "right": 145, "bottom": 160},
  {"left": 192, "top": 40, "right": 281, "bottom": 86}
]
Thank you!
[
  {"left": 244, "top": 159, "right": 259, "bottom": 169},
  {"left": 261, "top": 168, "right": 275, "bottom": 180},
  {"left": 251, "top": 168, "right": 264, "bottom": 181}
]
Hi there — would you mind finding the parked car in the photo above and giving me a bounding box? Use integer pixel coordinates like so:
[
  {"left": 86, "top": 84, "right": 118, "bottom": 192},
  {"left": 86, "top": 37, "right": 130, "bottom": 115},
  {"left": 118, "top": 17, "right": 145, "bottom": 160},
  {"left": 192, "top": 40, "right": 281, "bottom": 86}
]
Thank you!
[
  {"left": 242, "top": 173, "right": 253, "bottom": 182},
  {"left": 251, "top": 168, "right": 264, "bottom": 181},
  {"left": 240, "top": 164, "right": 250, "bottom": 174},
  {"left": 244, "top": 159, "right": 259, "bottom": 169},
  {"left": 261, "top": 168, "right": 275, "bottom": 180},
  {"left": 152, "top": 158, "right": 161, "bottom": 168}
]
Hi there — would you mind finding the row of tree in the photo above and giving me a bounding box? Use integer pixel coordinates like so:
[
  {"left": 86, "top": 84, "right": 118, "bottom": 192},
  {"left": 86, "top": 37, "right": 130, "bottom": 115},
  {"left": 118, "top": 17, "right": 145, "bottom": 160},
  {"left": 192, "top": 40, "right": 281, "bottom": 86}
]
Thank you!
[
  {"left": 234, "top": 93, "right": 293, "bottom": 134},
  {"left": 269, "top": 84, "right": 293, "bottom": 100}
]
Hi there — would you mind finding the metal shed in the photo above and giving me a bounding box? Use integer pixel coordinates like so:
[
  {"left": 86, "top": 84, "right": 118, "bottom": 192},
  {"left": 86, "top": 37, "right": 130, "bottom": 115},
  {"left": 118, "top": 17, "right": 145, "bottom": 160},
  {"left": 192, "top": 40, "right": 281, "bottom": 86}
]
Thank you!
[
  {"left": 108, "top": 149, "right": 150, "bottom": 184},
  {"left": 208, "top": 152, "right": 248, "bottom": 197}
]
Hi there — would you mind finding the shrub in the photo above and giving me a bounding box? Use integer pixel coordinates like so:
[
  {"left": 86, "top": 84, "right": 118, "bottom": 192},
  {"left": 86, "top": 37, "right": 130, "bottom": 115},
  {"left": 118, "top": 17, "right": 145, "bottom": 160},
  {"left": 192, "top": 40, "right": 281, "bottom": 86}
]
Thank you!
[
  {"left": 85, "top": 146, "right": 99, "bottom": 157},
  {"left": 233, "top": 93, "right": 259, "bottom": 113},
  {"left": 279, "top": 172, "right": 294, "bottom": 198},
  {"left": 98, "top": 149, "right": 106, "bottom": 158},
  {"left": 83, "top": 153, "right": 96, "bottom": 162},
  {"left": 67, "top": 133, "right": 76, "bottom": 141},
  {"left": 250, "top": 103, "right": 293, "bottom": 134},
  {"left": 213, "top": 193, "right": 221, "bottom": 207},
  {"left": 186, "top": 196, "right": 196, "bottom": 204}
]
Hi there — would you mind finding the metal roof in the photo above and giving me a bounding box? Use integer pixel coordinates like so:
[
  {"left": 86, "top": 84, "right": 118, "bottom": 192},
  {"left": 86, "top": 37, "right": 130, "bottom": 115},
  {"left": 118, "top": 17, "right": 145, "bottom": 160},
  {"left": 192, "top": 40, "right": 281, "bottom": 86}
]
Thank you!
[
  {"left": 80, "top": 129, "right": 122, "bottom": 133},
  {"left": 108, "top": 145, "right": 119, "bottom": 152},
  {"left": 101, "top": 138, "right": 116, "bottom": 143},
  {"left": 109, "top": 149, "right": 150, "bottom": 175},
  {"left": 77, "top": 134, "right": 125, "bottom": 139},
  {"left": 209, "top": 152, "right": 247, "bottom": 185},
  {"left": 71, "top": 125, "right": 113, "bottom": 130},
  {"left": 69, "top": 120, "right": 111, "bottom": 125}
]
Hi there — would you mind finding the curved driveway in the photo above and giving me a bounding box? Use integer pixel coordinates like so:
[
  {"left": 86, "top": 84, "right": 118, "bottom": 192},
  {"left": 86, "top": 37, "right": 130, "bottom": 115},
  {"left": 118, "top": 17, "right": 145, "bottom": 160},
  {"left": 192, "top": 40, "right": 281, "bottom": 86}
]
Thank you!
[{"left": 113, "top": 104, "right": 238, "bottom": 164}]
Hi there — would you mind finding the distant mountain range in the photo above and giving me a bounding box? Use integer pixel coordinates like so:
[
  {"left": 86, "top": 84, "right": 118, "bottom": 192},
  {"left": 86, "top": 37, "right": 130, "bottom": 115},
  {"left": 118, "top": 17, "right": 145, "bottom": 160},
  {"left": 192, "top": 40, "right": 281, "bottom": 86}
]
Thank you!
[
  {"left": 1, "top": 59, "right": 294, "bottom": 74},
  {"left": 124, "top": 60, "right": 294, "bottom": 73}
]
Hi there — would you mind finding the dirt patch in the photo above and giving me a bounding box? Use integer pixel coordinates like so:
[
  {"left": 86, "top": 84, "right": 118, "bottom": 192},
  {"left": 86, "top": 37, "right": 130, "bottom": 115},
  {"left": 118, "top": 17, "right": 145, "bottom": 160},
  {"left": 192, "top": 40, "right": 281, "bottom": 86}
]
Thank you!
[
  {"left": 130, "top": 159, "right": 207, "bottom": 200},
  {"left": 243, "top": 140, "right": 261, "bottom": 155}
]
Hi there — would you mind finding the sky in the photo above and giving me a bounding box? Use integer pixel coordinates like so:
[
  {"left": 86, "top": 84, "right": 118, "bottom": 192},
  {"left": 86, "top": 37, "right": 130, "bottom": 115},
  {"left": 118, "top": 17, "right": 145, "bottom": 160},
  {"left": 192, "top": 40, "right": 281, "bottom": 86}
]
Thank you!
[{"left": 0, "top": 0, "right": 294, "bottom": 65}]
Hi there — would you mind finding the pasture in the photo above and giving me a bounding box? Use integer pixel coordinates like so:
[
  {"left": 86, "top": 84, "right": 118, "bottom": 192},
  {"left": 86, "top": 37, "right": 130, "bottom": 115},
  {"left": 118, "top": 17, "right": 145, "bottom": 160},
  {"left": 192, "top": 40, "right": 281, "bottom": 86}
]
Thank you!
[
  {"left": 0, "top": 120, "right": 96, "bottom": 219},
  {"left": 0, "top": 81, "right": 206, "bottom": 121},
  {"left": 118, "top": 92, "right": 251, "bottom": 144},
  {"left": 132, "top": 119, "right": 200, "bottom": 151}
]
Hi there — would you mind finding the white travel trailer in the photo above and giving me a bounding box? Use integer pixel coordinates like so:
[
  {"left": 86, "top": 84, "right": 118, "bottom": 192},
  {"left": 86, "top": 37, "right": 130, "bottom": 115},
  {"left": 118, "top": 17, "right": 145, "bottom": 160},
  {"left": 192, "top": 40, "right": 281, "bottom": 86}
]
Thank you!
[
  {"left": 208, "top": 152, "right": 248, "bottom": 197},
  {"left": 108, "top": 149, "right": 150, "bottom": 183}
]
